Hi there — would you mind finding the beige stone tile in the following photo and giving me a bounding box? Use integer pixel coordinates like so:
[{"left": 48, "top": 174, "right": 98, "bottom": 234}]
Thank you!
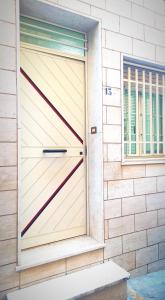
[
  {"left": 104, "top": 181, "right": 108, "bottom": 200},
  {"left": 112, "top": 251, "right": 135, "bottom": 271},
  {"left": 0, "top": 190, "right": 17, "bottom": 215},
  {"left": 66, "top": 250, "right": 103, "bottom": 272},
  {"left": 103, "top": 88, "right": 121, "bottom": 107},
  {"left": 108, "top": 179, "right": 133, "bottom": 199},
  {"left": 0, "top": 70, "right": 16, "bottom": 94},
  {"left": 102, "top": 29, "right": 106, "bottom": 48},
  {"left": 123, "top": 231, "right": 147, "bottom": 253},
  {"left": 59, "top": 0, "right": 90, "bottom": 14},
  {"left": 107, "top": 69, "right": 121, "bottom": 88},
  {"left": 106, "top": 30, "right": 132, "bottom": 54},
  {"left": 20, "top": 260, "right": 65, "bottom": 286},
  {"left": 0, "top": 22, "right": 15, "bottom": 47},
  {"left": 159, "top": 242, "right": 165, "bottom": 259},
  {"left": 0, "top": 94, "right": 16, "bottom": 118},
  {"left": 158, "top": 209, "right": 165, "bottom": 226},
  {"left": 0, "top": 143, "right": 17, "bottom": 166},
  {"left": 107, "top": 144, "right": 121, "bottom": 162},
  {"left": 109, "top": 215, "right": 134, "bottom": 238},
  {"left": 134, "top": 177, "right": 156, "bottom": 195},
  {"left": 148, "top": 225, "right": 165, "bottom": 246},
  {"left": 106, "top": 0, "right": 131, "bottom": 18},
  {"left": 0, "top": 167, "right": 17, "bottom": 191},
  {"left": 91, "top": 6, "right": 119, "bottom": 32},
  {"left": 104, "top": 220, "right": 109, "bottom": 239},
  {"left": 120, "top": 17, "right": 144, "bottom": 40},
  {"left": 107, "top": 106, "right": 121, "bottom": 125},
  {"left": 136, "top": 245, "right": 158, "bottom": 268},
  {"left": 103, "top": 144, "right": 108, "bottom": 162},
  {"left": 157, "top": 176, "right": 165, "bottom": 193},
  {"left": 135, "top": 211, "right": 157, "bottom": 231},
  {"left": 130, "top": 266, "right": 147, "bottom": 278},
  {"left": 0, "top": 45, "right": 16, "bottom": 70},
  {"left": 122, "top": 195, "right": 146, "bottom": 216},
  {"left": 0, "top": 0, "right": 15, "bottom": 23},
  {"left": 132, "top": 3, "right": 155, "bottom": 27},
  {"left": 133, "top": 39, "right": 155, "bottom": 61},
  {"left": 104, "top": 199, "right": 121, "bottom": 219},
  {"left": 103, "top": 105, "right": 107, "bottom": 124},
  {"left": 0, "top": 119, "right": 16, "bottom": 142},
  {"left": 0, "top": 215, "right": 16, "bottom": 240},
  {"left": 148, "top": 258, "right": 165, "bottom": 273},
  {"left": 102, "top": 49, "right": 120, "bottom": 70},
  {"left": 146, "top": 192, "right": 165, "bottom": 211},
  {"left": 0, "top": 239, "right": 16, "bottom": 266},
  {"left": 146, "top": 164, "right": 165, "bottom": 177},
  {"left": 122, "top": 165, "right": 145, "bottom": 179},
  {"left": 104, "top": 162, "right": 122, "bottom": 180},
  {"left": 0, "top": 264, "right": 19, "bottom": 292},
  {"left": 104, "top": 237, "right": 122, "bottom": 259},
  {"left": 103, "top": 125, "right": 121, "bottom": 143}
]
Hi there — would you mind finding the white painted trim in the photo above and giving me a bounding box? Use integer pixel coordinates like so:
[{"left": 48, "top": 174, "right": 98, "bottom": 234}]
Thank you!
[
  {"left": 122, "top": 157, "right": 165, "bottom": 165},
  {"left": 163, "top": 75, "right": 165, "bottom": 152},
  {"left": 121, "top": 53, "right": 125, "bottom": 164},
  {"left": 135, "top": 68, "right": 139, "bottom": 156},
  {"left": 16, "top": 236, "right": 105, "bottom": 271},
  {"left": 142, "top": 70, "right": 146, "bottom": 154},
  {"left": 149, "top": 71, "right": 153, "bottom": 154},
  {"left": 16, "top": 0, "right": 22, "bottom": 266},
  {"left": 128, "top": 67, "right": 131, "bottom": 155},
  {"left": 122, "top": 55, "right": 165, "bottom": 163},
  {"left": 156, "top": 73, "right": 160, "bottom": 154}
]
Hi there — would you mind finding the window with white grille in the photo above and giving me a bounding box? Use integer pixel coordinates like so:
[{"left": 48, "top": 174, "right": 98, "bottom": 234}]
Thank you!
[{"left": 123, "top": 59, "right": 165, "bottom": 158}]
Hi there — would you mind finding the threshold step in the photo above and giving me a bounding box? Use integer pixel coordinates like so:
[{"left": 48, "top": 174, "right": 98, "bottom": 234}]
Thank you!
[{"left": 7, "top": 261, "right": 130, "bottom": 300}]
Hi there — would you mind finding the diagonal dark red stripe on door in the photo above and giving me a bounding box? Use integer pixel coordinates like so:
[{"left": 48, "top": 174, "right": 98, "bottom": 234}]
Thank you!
[
  {"left": 21, "top": 158, "right": 83, "bottom": 237},
  {"left": 20, "top": 67, "right": 83, "bottom": 144}
]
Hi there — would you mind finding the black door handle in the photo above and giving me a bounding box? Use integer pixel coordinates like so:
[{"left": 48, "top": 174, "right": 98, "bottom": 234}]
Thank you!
[{"left": 43, "top": 149, "right": 67, "bottom": 153}]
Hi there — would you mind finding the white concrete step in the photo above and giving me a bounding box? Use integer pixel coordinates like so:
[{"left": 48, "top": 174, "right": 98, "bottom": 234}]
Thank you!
[{"left": 7, "top": 261, "right": 130, "bottom": 300}]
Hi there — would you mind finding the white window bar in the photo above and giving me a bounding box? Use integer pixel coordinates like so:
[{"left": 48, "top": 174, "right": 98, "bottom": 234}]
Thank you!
[
  {"left": 128, "top": 67, "right": 131, "bottom": 155},
  {"left": 163, "top": 75, "right": 165, "bottom": 154},
  {"left": 156, "top": 73, "right": 159, "bottom": 154},
  {"left": 135, "top": 68, "right": 139, "bottom": 156},
  {"left": 142, "top": 70, "right": 146, "bottom": 155},
  {"left": 149, "top": 72, "right": 153, "bottom": 154}
]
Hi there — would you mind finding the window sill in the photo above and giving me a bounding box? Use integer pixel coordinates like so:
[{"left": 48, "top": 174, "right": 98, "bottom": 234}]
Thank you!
[
  {"left": 16, "top": 236, "right": 105, "bottom": 271},
  {"left": 122, "top": 157, "right": 165, "bottom": 165}
]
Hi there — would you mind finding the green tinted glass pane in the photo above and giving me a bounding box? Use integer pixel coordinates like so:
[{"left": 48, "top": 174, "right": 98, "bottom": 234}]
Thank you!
[
  {"left": 146, "top": 143, "right": 150, "bottom": 154},
  {"left": 20, "top": 16, "right": 85, "bottom": 56},
  {"left": 160, "top": 144, "right": 163, "bottom": 153}
]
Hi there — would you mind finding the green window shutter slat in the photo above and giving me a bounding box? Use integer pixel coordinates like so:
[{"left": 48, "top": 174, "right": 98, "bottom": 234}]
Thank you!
[{"left": 20, "top": 16, "right": 86, "bottom": 57}]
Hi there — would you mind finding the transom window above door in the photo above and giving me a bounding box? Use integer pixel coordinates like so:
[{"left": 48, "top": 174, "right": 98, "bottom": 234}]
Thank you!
[
  {"left": 123, "top": 58, "right": 165, "bottom": 158},
  {"left": 20, "top": 16, "right": 87, "bottom": 57}
]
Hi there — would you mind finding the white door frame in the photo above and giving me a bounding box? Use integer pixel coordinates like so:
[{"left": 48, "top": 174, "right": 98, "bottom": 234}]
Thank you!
[{"left": 16, "top": 0, "right": 104, "bottom": 270}]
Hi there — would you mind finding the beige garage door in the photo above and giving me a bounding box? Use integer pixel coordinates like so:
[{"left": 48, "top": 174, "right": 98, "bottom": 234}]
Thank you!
[{"left": 20, "top": 47, "right": 86, "bottom": 249}]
